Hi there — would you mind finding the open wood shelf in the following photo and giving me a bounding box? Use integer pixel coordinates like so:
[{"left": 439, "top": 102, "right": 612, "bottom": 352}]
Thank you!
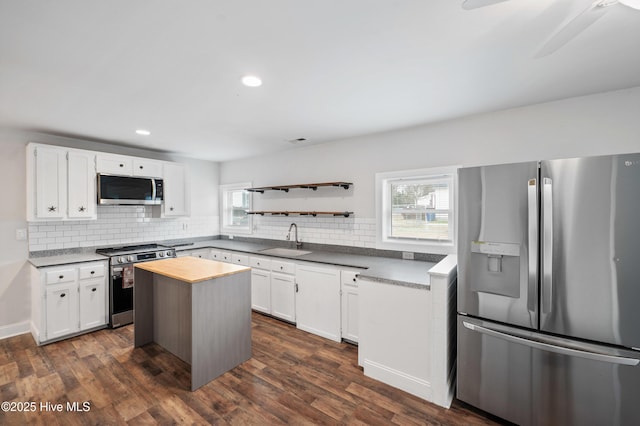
[
  {"left": 246, "top": 211, "right": 354, "bottom": 218},
  {"left": 245, "top": 181, "right": 352, "bottom": 193}
]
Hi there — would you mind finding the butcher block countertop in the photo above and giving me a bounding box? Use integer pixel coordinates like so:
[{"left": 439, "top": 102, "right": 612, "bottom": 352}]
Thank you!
[{"left": 134, "top": 257, "right": 250, "bottom": 283}]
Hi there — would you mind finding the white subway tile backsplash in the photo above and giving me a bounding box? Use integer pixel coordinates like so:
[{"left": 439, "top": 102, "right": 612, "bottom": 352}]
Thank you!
[
  {"left": 28, "top": 205, "right": 219, "bottom": 251},
  {"left": 236, "top": 215, "right": 376, "bottom": 248}
]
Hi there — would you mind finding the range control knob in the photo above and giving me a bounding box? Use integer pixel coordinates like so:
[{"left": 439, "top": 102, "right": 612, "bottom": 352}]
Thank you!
[
  {"left": 158, "top": 251, "right": 165, "bottom": 258},
  {"left": 117, "top": 257, "right": 125, "bottom": 264},
  {"left": 166, "top": 250, "right": 173, "bottom": 257},
  {"left": 127, "top": 255, "right": 135, "bottom": 262}
]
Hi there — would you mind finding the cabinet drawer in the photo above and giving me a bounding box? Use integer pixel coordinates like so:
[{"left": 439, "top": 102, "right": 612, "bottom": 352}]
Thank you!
[
  {"left": 45, "top": 268, "right": 77, "bottom": 285},
  {"left": 220, "top": 251, "right": 232, "bottom": 262},
  {"left": 210, "top": 250, "right": 222, "bottom": 261},
  {"left": 271, "top": 260, "right": 295, "bottom": 274},
  {"left": 250, "top": 256, "right": 271, "bottom": 269},
  {"left": 79, "top": 263, "right": 105, "bottom": 280},
  {"left": 341, "top": 270, "right": 360, "bottom": 287},
  {"left": 232, "top": 254, "right": 249, "bottom": 266}
]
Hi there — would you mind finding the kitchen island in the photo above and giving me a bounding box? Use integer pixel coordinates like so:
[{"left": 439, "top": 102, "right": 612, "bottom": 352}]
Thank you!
[{"left": 134, "top": 256, "right": 251, "bottom": 391}]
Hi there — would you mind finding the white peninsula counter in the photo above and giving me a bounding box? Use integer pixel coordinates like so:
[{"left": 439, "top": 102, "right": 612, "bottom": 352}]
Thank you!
[{"left": 134, "top": 256, "right": 252, "bottom": 391}]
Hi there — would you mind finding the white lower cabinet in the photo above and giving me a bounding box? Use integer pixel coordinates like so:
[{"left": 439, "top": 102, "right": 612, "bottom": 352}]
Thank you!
[
  {"left": 79, "top": 278, "right": 106, "bottom": 330},
  {"left": 250, "top": 264, "right": 271, "bottom": 314},
  {"left": 45, "top": 282, "right": 79, "bottom": 340},
  {"left": 271, "top": 272, "right": 295, "bottom": 322},
  {"left": 31, "top": 260, "right": 108, "bottom": 345},
  {"left": 249, "top": 256, "right": 296, "bottom": 322},
  {"left": 341, "top": 270, "right": 361, "bottom": 343},
  {"left": 295, "top": 263, "right": 341, "bottom": 342}
]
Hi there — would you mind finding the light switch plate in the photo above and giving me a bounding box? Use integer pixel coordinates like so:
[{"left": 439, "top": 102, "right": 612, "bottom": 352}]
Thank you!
[{"left": 16, "top": 228, "right": 27, "bottom": 241}]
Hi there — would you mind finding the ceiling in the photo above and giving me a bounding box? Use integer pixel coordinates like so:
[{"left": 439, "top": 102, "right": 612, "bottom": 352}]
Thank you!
[{"left": 1, "top": 0, "right": 639, "bottom": 162}]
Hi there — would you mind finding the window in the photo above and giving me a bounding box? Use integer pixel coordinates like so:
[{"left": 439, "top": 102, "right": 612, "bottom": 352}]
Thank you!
[
  {"left": 376, "top": 167, "right": 457, "bottom": 254},
  {"left": 220, "top": 182, "right": 252, "bottom": 234}
]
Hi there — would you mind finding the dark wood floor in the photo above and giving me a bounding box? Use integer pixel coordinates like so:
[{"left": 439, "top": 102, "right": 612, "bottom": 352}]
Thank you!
[{"left": 0, "top": 313, "right": 502, "bottom": 425}]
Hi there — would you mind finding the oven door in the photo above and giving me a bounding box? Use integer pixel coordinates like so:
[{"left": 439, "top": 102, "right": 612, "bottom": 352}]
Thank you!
[{"left": 111, "top": 265, "right": 134, "bottom": 327}]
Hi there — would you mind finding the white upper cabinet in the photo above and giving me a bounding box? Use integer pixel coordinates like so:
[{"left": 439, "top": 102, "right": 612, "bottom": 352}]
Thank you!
[
  {"left": 67, "top": 151, "right": 96, "bottom": 219},
  {"left": 163, "top": 162, "right": 189, "bottom": 217},
  {"left": 96, "top": 153, "right": 163, "bottom": 178},
  {"left": 27, "top": 143, "right": 187, "bottom": 221},
  {"left": 32, "top": 145, "right": 66, "bottom": 220},
  {"left": 95, "top": 153, "right": 133, "bottom": 175},
  {"left": 27, "top": 144, "right": 97, "bottom": 221},
  {"left": 132, "top": 158, "right": 163, "bottom": 177}
]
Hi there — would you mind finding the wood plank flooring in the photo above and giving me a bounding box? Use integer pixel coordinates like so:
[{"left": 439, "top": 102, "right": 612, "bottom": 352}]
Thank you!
[{"left": 0, "top": 313, "right": 504, "bottom": 425}]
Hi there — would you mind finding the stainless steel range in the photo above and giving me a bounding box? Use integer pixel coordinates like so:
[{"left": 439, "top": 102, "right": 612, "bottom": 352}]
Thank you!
[{"left": 96, "top": 244, "right": 176, "bottom": 327}]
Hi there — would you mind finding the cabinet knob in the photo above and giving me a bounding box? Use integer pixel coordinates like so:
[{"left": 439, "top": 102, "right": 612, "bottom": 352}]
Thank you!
[
  {"left": 170, "top": 207, "right": 174, "bottom": 211},
  {"left": 119, "top": 163, "right": 124, "bottom": 167},
  {"left": 59, "top": 275, "right": 64, "bottom": 279},
  {"left": 92, "top": 288, "right": 97, "bottom": 292},
  {"left": 78, "top": 206, "right": 86, "bottom": 212},
  {"left": 48, "top": 206, "right": 57, "bottom": 212},
  {"left": 139, "top": 165, "right": 143, "bottom": 169},
  {"left": 280, "top": 266, "right": 283, "bottom": 270},
  {"left": 90, "top": 271, "right": 95, "bottom": 275},
  {"left": 60, "top": 293, "right": 66, "bottom": 298}
]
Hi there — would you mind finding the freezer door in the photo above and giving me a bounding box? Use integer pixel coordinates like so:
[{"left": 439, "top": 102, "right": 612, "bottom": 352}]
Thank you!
[
  {"left": 458, "top": 162, "right": 539, "bottom": 328},
  {"left": 458, "top": 315, "right": 640, "bottom": 426},
  {"left": 540, "top": 153, "right": 640, "bottom": 348}
]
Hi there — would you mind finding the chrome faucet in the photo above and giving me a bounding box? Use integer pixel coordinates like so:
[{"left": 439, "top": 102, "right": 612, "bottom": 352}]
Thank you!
[{"left": 286, "top": 223, "right": 302, "bottom": 248}]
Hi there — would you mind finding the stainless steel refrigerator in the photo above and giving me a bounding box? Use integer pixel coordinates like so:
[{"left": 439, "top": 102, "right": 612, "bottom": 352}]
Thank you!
[{"left": 457, "top": 153, "right": 640, "bottom": 425}]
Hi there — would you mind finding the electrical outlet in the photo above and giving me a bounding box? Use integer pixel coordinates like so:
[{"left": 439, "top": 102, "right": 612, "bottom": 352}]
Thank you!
[
  {"left": 16, "top": 228, "right": 27, "bottom": 241},
  {"left": 402, "top": 251, "right": 414, "bottom": 260}
]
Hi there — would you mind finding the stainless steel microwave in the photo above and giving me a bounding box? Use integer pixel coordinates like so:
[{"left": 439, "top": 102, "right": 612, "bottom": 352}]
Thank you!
[{"left": 97, "top": 174, "right": 164, "bottom": 205}]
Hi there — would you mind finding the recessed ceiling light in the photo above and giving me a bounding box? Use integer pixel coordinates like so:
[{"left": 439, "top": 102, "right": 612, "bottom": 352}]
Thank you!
[
  {"left": 241, "top": 75, "right": 262, "bottom": 87},
  {"left": 135, "top": 129, "right": 151, "bottom": 136}
]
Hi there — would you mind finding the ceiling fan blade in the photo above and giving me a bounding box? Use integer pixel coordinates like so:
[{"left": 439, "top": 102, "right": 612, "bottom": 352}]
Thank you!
[
  {"left": 462, "top": 0, "right": 510, "bottom": 10},
  {"left": 534, "top": 2, "right": 610, "bottom": 58}
]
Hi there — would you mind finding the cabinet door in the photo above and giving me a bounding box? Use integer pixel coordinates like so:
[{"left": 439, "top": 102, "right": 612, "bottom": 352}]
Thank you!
[
  {"left": 34, "top": 146, "right": 66, "bottom": 219},
  {"left": 133, "top": 158, "right": 163, "bottom": 178},
  {"left": 296, "top": 264, "right": 341, "bottom": 342},
  {"left": 96, "top": 153, "right": 133, "bottom": 175},
  {"left": 45, "top": 282, "right": 79, "bottom": 340},
  {"left": 271, "top": 272, "right": 296, "bottom": 323},
  {"left": 163, "top": 162, "right": 189, "bottom": 216},
  {"left": 251, "top": 268, "right": 271, "bottom": 313},
  {"left": 341, "top": 282, "right": 359, "bottom": 343},
  {"left": 67, "top": 151, "right": 96, "bottom": 219},
  {"left": 79, "top": 278, "right": 106, "bottom": 330}
]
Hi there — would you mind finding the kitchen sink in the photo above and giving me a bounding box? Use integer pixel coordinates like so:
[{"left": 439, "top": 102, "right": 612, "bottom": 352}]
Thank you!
[{"left": 258, "top": 248, "right": 312, "bottom": 257}]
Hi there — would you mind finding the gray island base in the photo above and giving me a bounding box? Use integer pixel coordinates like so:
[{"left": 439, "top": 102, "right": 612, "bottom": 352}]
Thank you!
[{"left": 134, "top": 257, "right": 252, "bottom": 391}]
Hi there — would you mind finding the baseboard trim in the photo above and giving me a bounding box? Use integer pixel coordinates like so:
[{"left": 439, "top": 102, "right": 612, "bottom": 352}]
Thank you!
[
  {"left": 363, "top": 358, "right": 432, "bottom": 401},
  {"left": 0, "top": 321, "right": 30, "bottom": 341}
]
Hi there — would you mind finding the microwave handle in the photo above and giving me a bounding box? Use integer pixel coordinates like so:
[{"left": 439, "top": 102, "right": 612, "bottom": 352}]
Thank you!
[{"left": 152, "top": 178, "right": 157, "bottom": 201}]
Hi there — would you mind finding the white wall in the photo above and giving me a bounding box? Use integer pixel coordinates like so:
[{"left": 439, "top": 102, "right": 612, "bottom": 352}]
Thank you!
[
  {"left": 0, "top": 135, "right": 30, "bottom": 336},
  {"left": 220, "top": 86, "right": 640, "bottom": 245},
  {"left": 0, "top": 130, "right": 220, "bottom": 335}
]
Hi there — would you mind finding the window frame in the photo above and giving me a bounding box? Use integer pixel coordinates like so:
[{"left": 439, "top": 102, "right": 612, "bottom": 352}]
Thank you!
[
  {"left": 375, "top": 166, "right": 458, "bottom": 254},
  {"left": 220, "top": 182, "right": 252, "bottom": 235}
]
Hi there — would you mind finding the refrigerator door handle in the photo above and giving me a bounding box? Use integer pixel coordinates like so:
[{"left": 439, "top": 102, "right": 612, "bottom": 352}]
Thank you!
[
  {"left": 527, "top": 178, "right": 538, "bottom": 313},
  {"left": 463, "top": 321, "right": 640, "bottom": 366},
  {"left": 542, "top": 177, "right": 553, "bottom": 314}
]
